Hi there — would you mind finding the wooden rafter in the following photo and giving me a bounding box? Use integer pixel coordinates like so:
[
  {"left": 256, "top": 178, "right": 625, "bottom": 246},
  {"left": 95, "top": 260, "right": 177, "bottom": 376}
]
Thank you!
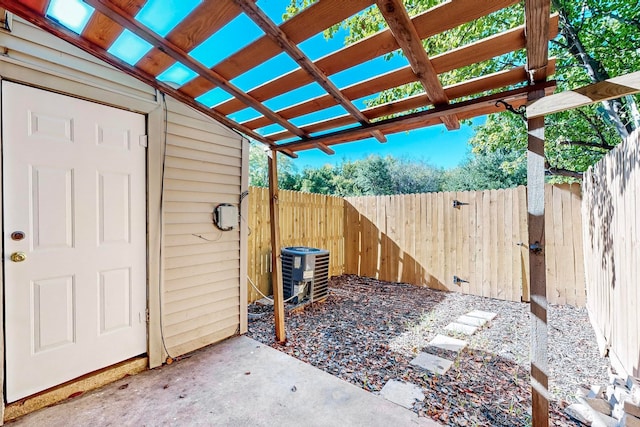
[
  {"left": 82, "top": 0, "right": 145, "bottom": 47},
  {"left": 364, "top": 61, "right": 556, "bottom": 120},
  {"left": 83, "top": 0, "right": 308, "bottom": 139},
  {"left": 528, "top": 71, "right": 640, "bottom": 118},
  {"left": 247, "top": 17, "right": 558, "bottom": 138},
  {"left": 526, "top": 0, "right": 551, "bottom": 83},
  {"left": 136, "top": 0, "right": 245, "bottom": 77},
  {"left": 234, "top": 0, "right": 385, "bottom": 145},
  {"left": 273, "top": 81, "right": 555, "bottom": 151},
  {"left": 376, "top": 0, "right": 459, "bottom": 130},
  {"left": 0, "top": 0, "right": 277, "bottom": 146},
  {"left": 241, "top": 67, "right": 415, "bottom": 130},
  {"left": 20, "top": 0, "right": 49, "bottom": 14},
  {"left": 214, "top": 0, "right": 520, "bottom": 116},
  {"left": 180, "top": 0, "right": 374, "bottom": 97},
  {"left": 265, "top": 66, "right": 535, "bottom": 142}
]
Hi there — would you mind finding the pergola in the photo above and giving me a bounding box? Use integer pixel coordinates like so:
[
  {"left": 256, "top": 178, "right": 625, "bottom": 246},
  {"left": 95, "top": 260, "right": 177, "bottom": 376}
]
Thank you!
[{"left": 2, "top": 0, "right": 560, "bottom": 424}]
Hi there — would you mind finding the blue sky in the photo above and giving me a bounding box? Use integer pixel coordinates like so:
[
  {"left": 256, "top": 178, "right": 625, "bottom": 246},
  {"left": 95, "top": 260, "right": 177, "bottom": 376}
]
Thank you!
[{"left": 46, "top": 0, "right": 476, "bottom": 169}]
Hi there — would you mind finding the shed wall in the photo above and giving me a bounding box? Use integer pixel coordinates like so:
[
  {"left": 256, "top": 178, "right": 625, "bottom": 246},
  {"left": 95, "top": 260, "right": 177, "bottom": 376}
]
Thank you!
[
  {"left": 161, "top": 99, "right": 244, "bottom": 356},
  {"left": 0, "top": 16, "right": 245, "bottom": 395}
]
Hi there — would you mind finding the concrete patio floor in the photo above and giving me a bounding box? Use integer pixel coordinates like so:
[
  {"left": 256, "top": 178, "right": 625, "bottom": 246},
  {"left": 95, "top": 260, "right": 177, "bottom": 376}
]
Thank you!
[{"left": 9, "top": 336, "right": 440, "bottom": 426}]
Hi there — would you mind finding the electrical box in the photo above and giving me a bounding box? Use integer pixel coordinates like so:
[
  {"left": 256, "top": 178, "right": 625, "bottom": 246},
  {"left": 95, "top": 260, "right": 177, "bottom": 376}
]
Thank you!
[{"left": 213, "top": 204, "right": 238, "bottom": 231}]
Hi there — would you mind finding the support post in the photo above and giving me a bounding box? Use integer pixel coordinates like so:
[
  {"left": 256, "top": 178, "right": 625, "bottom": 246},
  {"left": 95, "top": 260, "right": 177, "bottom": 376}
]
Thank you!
[
  {"left": 527, "top": 89, "right": 549, "bottom": 426},
  {"left": 268, "top": 150, "right": 286, "bottom": 343}
]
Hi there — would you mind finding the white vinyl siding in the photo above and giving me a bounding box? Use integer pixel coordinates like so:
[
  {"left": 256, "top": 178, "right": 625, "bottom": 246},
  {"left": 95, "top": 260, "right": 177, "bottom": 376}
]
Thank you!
[
  {"left": 161, "top": 101, "right": 242, "bottom": 357},
  {"left": 0, "top": 17, "right": 245, "bottom": 373}
]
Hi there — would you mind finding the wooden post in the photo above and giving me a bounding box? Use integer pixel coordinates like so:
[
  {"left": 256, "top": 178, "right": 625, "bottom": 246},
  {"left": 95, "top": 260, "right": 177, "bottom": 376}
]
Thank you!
[
  {"left": 268, "top": 149, "right": 286, "bottom": 343},
  {"left": 528, "top": 89, "right": 549, "bottom": 426}
]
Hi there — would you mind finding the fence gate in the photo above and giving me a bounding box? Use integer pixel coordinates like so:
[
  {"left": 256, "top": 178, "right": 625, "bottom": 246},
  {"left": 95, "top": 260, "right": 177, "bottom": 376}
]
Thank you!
[{"left": 343, "top": 185, "right": 584, "bottom": 305}]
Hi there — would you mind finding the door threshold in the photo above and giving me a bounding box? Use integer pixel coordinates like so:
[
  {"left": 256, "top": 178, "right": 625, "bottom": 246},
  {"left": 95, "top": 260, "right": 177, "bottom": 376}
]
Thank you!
[{"left": 4, "top": 356, "right": 148, "bottom": 423}]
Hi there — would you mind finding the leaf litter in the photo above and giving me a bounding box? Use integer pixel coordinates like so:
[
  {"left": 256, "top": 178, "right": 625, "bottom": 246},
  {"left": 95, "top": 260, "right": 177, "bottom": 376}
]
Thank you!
[{"left": 248, "top": 275, "right": 609, "bottom": 426}]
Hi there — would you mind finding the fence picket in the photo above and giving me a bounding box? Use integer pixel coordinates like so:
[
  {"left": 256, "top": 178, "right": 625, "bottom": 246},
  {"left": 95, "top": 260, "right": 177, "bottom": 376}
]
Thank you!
[{"left": 248, "top": 185, "right": 585, "bottom": 307}]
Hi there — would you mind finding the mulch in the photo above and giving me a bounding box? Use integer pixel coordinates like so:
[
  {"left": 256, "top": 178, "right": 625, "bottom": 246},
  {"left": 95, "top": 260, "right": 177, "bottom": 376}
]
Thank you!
[{"left": 247, "top": 275, "right": 609, "bottom": 426}]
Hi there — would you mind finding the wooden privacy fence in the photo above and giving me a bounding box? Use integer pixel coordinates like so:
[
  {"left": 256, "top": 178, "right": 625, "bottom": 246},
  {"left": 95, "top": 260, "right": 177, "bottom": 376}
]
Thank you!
[
  {"left": 345, "top": 184, "right": 585, "bottom": 305},
  {"left": 248, "top": 184, "right": 585, "bottom": 305},
  {"left": 583, "top": 129, "right": 640, "bottom": 377},
  {"left": 247, "top": 187, "right": 345, "bottom": 302}
]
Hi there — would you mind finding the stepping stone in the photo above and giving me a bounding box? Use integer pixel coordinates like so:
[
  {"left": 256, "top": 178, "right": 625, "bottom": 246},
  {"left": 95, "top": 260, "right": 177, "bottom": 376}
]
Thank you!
[
  {"left": 444, "top": 322, "right": 478, "bottom": 336},
  {"left": 410, "top": 352, "right": 454, "bottom": 375},
  {"left": 380, "top": 379, "right": 425, "bottom": 409},
  {"left": 466, "top": 310, "right": 497, "bottom": 321},
  {"left": 456, "top": 315, "right": 487, "bottom": 327},
  {"left": 429, "top": 334, "right": 467, "bottom": 352},
  {"left": 255, "top": 297, "right": 274, "bottom": 306}
]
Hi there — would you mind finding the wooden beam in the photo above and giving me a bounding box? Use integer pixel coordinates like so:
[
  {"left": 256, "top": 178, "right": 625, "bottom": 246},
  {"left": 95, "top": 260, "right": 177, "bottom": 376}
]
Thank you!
[
  {"left": 82, "top": 0, "right": 145, "bottom": 48},
  {"left": 241, "top": 16, "right": 559, "bottom": 132},
  {"left": 234, "top": 0, "right": 385, "bottom": 144},
  {"left": 526, "top": 0, "right": 551, "bottom": 83},
  {"left": 273, "top": 81, "right": 555, "bottom": 151},
  {"left": 362, "top": 65, "right": 542, "bottom": 120},
  {"left": 525, "top": 0, "right": 551, "bottom": 425},
  {"left": 20, "top": 0, "right": 49, "bottom": 14},
  {"left": 527, "top": 89, "right": 549, "bottom": 427},
  {"left": 314, "top": 143, "right": 335, "bottom": 155},
  {"left": 84, "top": 0, "right": 308, "bottom": 139},
  {"left": 370, "top": 60, "right": 556, "bottom": 119},
  {"left": 0, "top": 0, "right": 277, "bottom": 147},
  {"left": 241, "top": 67, "right": 416, "bottom": 130},
  {"left": 266, "top": 61, "right": 556, "bottom": 142},
  {"left": 528, "top": 71, "right": 640, "bottom": 118},
  {"left": 376, "top": 0, "right": 459, "bottom": 130},
  {"left": 267, "top": 150, "right": 286, "bottom": 343},
  {"left": 274, "top": 96, "right": 535, "bottom": 152},
  {"left": 180, "top": 0, "right": 374, "bottom": 98},
  {"left": 214, "top": 0, "right": 521, "bottom": 115},
  {"left": 371, "top": 130, "right": 387, "bottom": 143},
  {"left": 136, "top": 0, "right": 244, "bottom": 76}
]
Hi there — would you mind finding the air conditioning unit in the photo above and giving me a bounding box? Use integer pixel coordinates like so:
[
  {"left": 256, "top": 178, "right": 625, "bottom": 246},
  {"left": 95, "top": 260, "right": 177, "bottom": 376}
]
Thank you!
[{"left": 281, "top": 246, "right": 330, "bottom": 304}]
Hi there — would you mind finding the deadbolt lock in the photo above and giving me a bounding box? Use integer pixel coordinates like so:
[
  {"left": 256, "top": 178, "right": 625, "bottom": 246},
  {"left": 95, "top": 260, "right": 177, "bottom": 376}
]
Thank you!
[
  {"left": 10, "top": 252, "right": 26, "bottom": 262},
  {"left": 11, "top": 231, "right": 25, "bottom": 241}
]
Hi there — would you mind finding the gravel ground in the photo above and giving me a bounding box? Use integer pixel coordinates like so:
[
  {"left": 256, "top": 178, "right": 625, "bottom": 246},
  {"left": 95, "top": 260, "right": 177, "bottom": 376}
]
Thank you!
[{"left": 248, "top": 275, "right": 610, "bottom": 426}]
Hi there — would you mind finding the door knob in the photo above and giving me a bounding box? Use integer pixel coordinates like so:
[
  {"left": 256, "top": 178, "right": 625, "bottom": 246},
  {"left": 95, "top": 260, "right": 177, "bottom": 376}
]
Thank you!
[{"left": 10, "top": 252, "right": 26, "bottom": 262}]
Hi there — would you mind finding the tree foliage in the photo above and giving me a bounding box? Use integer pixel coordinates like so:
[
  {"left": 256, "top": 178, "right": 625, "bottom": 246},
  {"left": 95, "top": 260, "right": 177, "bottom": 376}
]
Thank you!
[
  {"left": 442, "top": 148, "right": 527, "bottom": 191},
  {"left": 249, "top": 144, "right": 447, "bottom": 196},
  {"left": 248, "top": 143, "right": 300, "bottom": 189}
]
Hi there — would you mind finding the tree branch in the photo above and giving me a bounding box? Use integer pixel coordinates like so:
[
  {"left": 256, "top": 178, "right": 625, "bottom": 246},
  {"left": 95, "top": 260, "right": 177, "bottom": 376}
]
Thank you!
[
  {"left": 575, "top": 108, "right": 609, "bottom": 145},
  {"left": 544, "top": 160, "right": 584, "bottom": 179},
  {"left": 550, "top": 39, "right": 569, "bottom": 49},
  {"left": 559, "top": 140, "right": 616, "bottom": 150}
]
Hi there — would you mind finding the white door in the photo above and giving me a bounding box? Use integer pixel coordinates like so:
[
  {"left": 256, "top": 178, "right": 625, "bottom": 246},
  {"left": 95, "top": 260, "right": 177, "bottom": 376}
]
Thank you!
[{"left": 3, "top": 82, "right": 147, "bottom": 402}]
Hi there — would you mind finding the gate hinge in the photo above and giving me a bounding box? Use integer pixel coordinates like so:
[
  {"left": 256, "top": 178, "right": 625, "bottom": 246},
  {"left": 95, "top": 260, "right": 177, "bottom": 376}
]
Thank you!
[
  {"left": 139, "top": 135, "right": 148, "bottom": 148},
  {"left": 145, "top": 308, "right": 150, "bottom": 323}
]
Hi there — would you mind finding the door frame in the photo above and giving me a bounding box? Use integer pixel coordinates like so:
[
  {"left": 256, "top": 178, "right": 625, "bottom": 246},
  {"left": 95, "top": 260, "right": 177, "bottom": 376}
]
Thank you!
[{"left": 0, "top": 66, "right": 165, "bottom": 410}]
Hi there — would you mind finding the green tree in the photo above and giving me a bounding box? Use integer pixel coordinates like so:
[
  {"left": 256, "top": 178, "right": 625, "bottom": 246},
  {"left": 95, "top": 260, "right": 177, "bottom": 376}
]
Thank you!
[
  {"left": 443, "top": 148, "right": 527, "bottom": 191},
  {"left": 353, "top": 155, "right": 395, "bottom": 195},
  {"left": 248, "top": 143, "right": 301, "bottom": 190},
  {"left": 299, "top": 165, "right": 337, "bottom": 194},
  {"left": 388, "top": 156, "right": 443, "bottom": 194}
]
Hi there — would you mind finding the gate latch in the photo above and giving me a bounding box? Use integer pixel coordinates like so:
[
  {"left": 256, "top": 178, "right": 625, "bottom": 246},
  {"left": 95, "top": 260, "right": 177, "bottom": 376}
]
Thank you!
[{"left": 529, "top": 241, "right": 543, "bottom": 255}]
